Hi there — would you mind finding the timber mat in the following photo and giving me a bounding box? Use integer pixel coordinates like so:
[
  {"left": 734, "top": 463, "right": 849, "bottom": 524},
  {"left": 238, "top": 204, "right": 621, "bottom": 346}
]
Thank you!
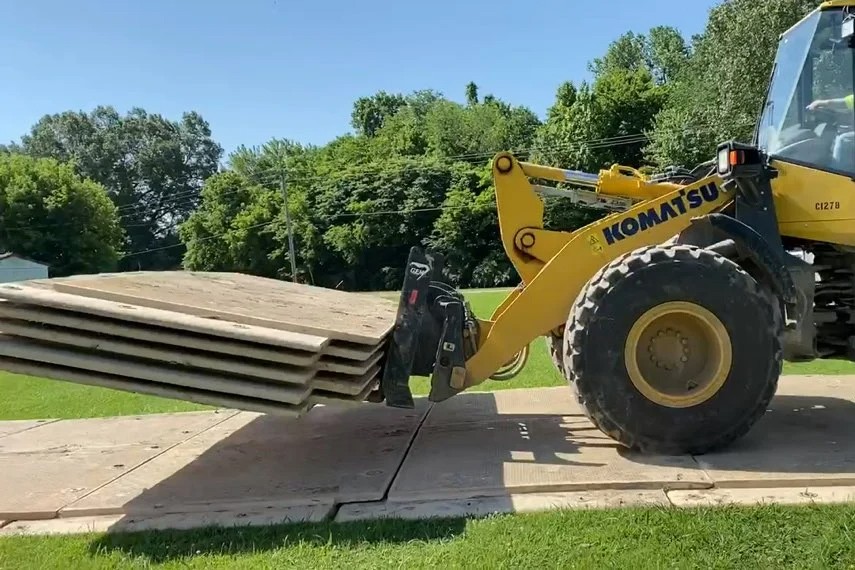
[
  {"left": 0, "top": 354, "right": 379, "bottom": 418},
  {"left": 21, "top": 271, "right": 398, "bottom": 345},
  {"left": 0, "top": 272, "right": 400, "bottom": 414}
]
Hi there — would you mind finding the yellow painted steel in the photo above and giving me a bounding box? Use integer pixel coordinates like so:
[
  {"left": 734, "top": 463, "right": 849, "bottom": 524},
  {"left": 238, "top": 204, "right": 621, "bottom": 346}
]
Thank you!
[
  {"left": 624, "top": 301, "right": 733, "bottom": 408},
  {"left": 772, "top": 160, "right": 855, "bottom": 246},
  {"left": 820, "top": 0, "right": 855, "bottom": 9},
  {"left": 463, "top": 152, "right": 732, "bottom": 387}
]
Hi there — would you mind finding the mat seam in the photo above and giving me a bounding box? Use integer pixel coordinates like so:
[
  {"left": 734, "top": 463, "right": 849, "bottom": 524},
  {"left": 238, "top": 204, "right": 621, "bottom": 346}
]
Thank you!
[{"left": 328, "top": 402, "right": 435, "bottom": 520}]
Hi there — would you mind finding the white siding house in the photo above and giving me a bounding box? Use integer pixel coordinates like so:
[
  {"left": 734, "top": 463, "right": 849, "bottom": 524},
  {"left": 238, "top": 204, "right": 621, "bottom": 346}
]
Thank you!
[{"left": 0, "top": 253, "right": 49, "bottom": 283}]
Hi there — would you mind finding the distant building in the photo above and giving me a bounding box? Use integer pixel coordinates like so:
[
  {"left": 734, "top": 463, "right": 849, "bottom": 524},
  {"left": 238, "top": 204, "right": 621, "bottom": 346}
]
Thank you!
[{"left": 0, "top": 252, "right": 49, "bottom": 283}]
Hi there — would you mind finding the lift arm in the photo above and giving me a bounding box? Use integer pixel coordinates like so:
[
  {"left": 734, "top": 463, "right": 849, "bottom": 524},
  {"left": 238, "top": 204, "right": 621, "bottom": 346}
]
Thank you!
[{"left": 380, "top": 152, "right": 734, "bottom": 407}]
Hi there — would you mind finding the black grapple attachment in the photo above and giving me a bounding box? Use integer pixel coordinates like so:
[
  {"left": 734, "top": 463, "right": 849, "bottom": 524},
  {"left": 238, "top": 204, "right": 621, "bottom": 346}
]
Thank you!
[{"left": 379, "top": 247, "right": 479, "bottom": 409}]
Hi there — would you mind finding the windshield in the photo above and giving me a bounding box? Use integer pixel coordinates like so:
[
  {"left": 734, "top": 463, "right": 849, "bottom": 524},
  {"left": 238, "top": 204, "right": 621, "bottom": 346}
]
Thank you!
[
  {"left": 757, "top": 12, "right": 821, "bottom": 146},
  {"left": 756, "top": 9, "right": 855, "bottom": 175}
]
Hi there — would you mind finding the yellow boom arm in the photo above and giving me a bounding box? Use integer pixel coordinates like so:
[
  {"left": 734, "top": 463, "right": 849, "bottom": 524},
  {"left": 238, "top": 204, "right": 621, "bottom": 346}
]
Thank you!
[{"left": 460, "top": 153, "right": 734, "bottom": 388}]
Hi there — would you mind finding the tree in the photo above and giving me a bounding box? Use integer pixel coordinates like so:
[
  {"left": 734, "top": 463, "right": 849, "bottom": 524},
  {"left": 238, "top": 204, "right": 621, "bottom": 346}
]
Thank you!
[
  {"left": 421, "top": 97, "right": 540, "bottom": 158},
  {"left": 364, "top": 88, "right": 539, "bottom": 160},
  {"left": 183, "top": 138, "right": 323, "bottom": 282},
  {"left": 308, "top": 156, "right": 467, "bottom": 290},
  {"left": 589, "top": 32, "right": 649, "bottom": 77},
  {"left": 589, "top": 26, "right": 689, "bottom": 85},
  {"left": 0, "top": 154, "right": 123, "bottom": 276},
  {"left": 350, "top": 91, "right": 408, "bottom": 137},
  {"left": 535, "top": 23, "right": 681, "bottom": 172},
  {"left": 533, "top": 67, "right": 666, "bottom": 171},
  {"left": 646, "top": 26, "right": 691, "bottom": 85},
  {"left": 180, "top": 170, "right": 285, "bottom": 277},
  {"left": 425, "top": 163, "right": 517, "bottom": 287},
  {"left": 18, "top": 106, "right": 222, "bottom": 270},
  {"left": 646, "top": 0, "right": 817, "bottom": 168},
  {"left": 466, "top": 82, "right": 479, "bottom": 106}
]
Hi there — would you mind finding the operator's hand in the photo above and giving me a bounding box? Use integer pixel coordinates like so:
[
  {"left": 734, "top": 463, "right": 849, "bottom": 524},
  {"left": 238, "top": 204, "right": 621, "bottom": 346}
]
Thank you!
[{"left": 807, "top": 100, "right": 829, "bottom": 111}]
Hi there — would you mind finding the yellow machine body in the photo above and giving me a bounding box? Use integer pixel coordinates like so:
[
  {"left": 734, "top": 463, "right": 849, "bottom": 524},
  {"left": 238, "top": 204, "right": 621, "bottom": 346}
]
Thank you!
[
  {"left": 463, "top": 157, "right": 731, "bottom": 387},
  {"left": 458, "top": 1, "right": 855, "bottom": 388},
  {"left": 384, "top": 1, "right": 855, "bottom": 454}
]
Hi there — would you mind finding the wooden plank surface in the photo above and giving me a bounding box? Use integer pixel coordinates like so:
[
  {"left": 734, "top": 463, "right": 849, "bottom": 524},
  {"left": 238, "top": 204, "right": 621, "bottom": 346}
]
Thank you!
[
  {"left": 0, "top": 284, "right": 332, "bottom": 353},
  {"left": 0, "top": 302, "right": 383, "bottom": 366},
  {"left": 0, "top": 336, "right": 308, "bottom": 405},
  {"left": 36, "top": 271, "right": 398, "bottom": 345},
  {"left": 0, "top": 357, "right": 377, "bottom": 418},
  {"left": 0, "top": 319, "right": 318, "bottom": 386},
  {"left": 0, "top": 335, "right": 381, "bottom": 402},
  {"left": 0, "top": 303, "right": 321, "bottom": 367},
  {"left": 0, "top": 319, "right": 384, "bottom": 395}
]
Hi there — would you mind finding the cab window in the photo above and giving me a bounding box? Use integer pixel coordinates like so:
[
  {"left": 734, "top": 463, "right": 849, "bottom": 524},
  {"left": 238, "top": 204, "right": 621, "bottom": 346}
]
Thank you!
[{"left": 758, "top": 10, "right": 855, "bottom": 177}]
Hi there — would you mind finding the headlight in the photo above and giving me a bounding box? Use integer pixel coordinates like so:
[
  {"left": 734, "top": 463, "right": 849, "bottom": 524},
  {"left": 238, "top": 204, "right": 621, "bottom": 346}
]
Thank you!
[{"left": 717, "top": 147, "right": 730, "bottom": 175}]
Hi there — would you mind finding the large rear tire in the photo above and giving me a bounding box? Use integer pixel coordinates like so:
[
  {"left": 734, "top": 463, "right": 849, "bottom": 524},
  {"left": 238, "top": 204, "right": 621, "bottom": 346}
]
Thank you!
[{"left": 564, "top": 244, "right": 782, "bottom": 455}]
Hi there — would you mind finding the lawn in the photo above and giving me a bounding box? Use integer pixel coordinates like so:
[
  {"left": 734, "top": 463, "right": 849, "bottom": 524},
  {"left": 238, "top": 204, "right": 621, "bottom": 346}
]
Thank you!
[
  {"left": 1, "top": 504, "right": 854, "bottom": 568},
  {"left": 0, "top": 289, "right": 854, "bottom": 421}
]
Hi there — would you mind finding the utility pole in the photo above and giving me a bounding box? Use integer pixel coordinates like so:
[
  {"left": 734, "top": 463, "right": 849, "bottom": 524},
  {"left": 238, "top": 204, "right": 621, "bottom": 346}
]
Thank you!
[
  {"left": 278, "top": 169, "right": 298, "bottom": 283},
  {"left": 268, "top": 140, "right": 298, "bottom": 283}
]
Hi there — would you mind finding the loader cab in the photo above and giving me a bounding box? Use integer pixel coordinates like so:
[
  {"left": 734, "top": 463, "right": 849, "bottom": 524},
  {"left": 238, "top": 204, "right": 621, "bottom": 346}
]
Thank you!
[{"left": 756, "top": 7, "right": 855, "bottom": 177}]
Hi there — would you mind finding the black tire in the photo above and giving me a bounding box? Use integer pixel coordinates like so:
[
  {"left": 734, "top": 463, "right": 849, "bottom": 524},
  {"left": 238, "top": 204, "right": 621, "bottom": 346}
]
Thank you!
[{"left": 563, "top": 243, "right": 782, "bottom": 455}]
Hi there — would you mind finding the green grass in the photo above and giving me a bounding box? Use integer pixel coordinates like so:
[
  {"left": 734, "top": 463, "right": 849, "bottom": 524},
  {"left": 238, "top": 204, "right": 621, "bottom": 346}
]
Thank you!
[
  {"left": 0, "top": 374, "right": 211, "bottom": 421},
  {"left": 1, "top": 289, "right": 854, "bottom": 421},
  {"left": 1, "top": 504, "right": 854, "bottom": 568}
]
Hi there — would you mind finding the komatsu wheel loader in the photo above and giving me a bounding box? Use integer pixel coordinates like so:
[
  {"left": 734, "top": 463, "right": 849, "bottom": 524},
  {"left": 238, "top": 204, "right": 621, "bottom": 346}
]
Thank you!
[{"left": 380, "top": 1, "right": 855, "bottom": 454}]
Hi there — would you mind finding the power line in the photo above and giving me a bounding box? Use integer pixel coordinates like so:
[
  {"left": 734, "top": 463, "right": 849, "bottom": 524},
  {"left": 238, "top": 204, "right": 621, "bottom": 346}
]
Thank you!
[
  {"left": 119, "top": 203, "right": 492, "bottom": 259},
  {"left": 3, "top": 119, "right": 757, "bottom": 235}
]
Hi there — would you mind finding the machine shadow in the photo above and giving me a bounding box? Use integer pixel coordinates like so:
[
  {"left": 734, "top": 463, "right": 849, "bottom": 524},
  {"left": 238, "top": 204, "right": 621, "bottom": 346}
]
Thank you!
[
  {"left": 86, "top": 389, "right": 855, "bottom": 561},
  {"left": 626, "top": 393, "right": 855, "bottom": 469}
]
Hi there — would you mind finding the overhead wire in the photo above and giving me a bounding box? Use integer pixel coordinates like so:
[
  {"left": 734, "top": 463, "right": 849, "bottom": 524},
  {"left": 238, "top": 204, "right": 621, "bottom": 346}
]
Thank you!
[{"left": 3, "top": 117, "right": 759, "bottom": 256}]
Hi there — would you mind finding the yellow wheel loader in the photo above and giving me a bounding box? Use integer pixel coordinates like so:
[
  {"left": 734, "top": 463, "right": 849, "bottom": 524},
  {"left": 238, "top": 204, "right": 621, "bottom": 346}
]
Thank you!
[{"left": 380, "top": 1, "right": 855, "bottom": 454}]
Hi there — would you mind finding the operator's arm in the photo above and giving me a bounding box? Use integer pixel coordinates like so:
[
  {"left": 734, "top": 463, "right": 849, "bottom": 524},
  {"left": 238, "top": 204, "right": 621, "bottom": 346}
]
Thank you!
[{"left": 807, "top": 94, "right": 855, "bottom": 112}]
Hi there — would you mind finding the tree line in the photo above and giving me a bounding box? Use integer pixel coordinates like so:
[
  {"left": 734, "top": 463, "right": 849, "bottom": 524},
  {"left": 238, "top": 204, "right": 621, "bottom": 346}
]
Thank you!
[{"left": 0, "top": 0, "right": 818, "bottom": 289}]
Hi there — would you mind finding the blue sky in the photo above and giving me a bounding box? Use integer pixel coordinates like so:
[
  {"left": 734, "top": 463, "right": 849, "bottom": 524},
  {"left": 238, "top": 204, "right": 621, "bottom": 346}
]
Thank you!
[{"left": 2, "top": 0, "right": 720, "bottom": 157}]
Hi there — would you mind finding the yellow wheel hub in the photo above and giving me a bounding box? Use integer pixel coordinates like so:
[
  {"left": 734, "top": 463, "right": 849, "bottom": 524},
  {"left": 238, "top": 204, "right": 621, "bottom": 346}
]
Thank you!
[{"left": 624, "top": 301, "right": 732, "bottom": 408}]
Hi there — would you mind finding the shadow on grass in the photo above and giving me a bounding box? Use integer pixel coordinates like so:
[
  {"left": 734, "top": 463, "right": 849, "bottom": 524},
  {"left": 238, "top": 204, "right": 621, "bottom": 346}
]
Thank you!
[{"left": 87, "top": 516, "right": 470, "bottom": 563}]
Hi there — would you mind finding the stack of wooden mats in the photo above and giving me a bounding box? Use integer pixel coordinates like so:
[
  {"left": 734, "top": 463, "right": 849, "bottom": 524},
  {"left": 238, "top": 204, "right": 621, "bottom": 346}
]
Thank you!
[{"left": 0, "top": 271, "right": 400, "bottom": 417}]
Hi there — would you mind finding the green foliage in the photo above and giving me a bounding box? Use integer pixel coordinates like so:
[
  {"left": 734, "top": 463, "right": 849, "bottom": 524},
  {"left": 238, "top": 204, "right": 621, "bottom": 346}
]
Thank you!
[
  {"left": 646, "top": 0, "right": 818, "bottom": 168},
  {"left": 180, "top": 170, "right": 284, "bottom": 277},
  {"left": 19, "top": 106, "right": 223, "bottom": 270},
  {"left": 589, "top": 26, "right": 690, "bottom": 85},
  {"left": 364, "top": 88, "right": 541, "bottom": 160},
  {"left": 0, "top": 154, "right": 123, "bottom": 276},
  {"left": 350, "top": 91, "right": 408, "bottom": 137},
  {"left": 534, "top": 25, "right": 677, "bottom": 175},
  {"left": 309, "top": 157, "right": 498, "bottom": 290}
]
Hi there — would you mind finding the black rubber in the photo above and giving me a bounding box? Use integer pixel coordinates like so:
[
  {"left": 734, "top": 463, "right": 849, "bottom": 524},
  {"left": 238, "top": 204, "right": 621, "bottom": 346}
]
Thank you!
[
  {"left": 563, "top": 243, "right": 783, "bottom": 455},
  {"left": 548, "top": 335, "right": 564, "bottom": 376}
]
